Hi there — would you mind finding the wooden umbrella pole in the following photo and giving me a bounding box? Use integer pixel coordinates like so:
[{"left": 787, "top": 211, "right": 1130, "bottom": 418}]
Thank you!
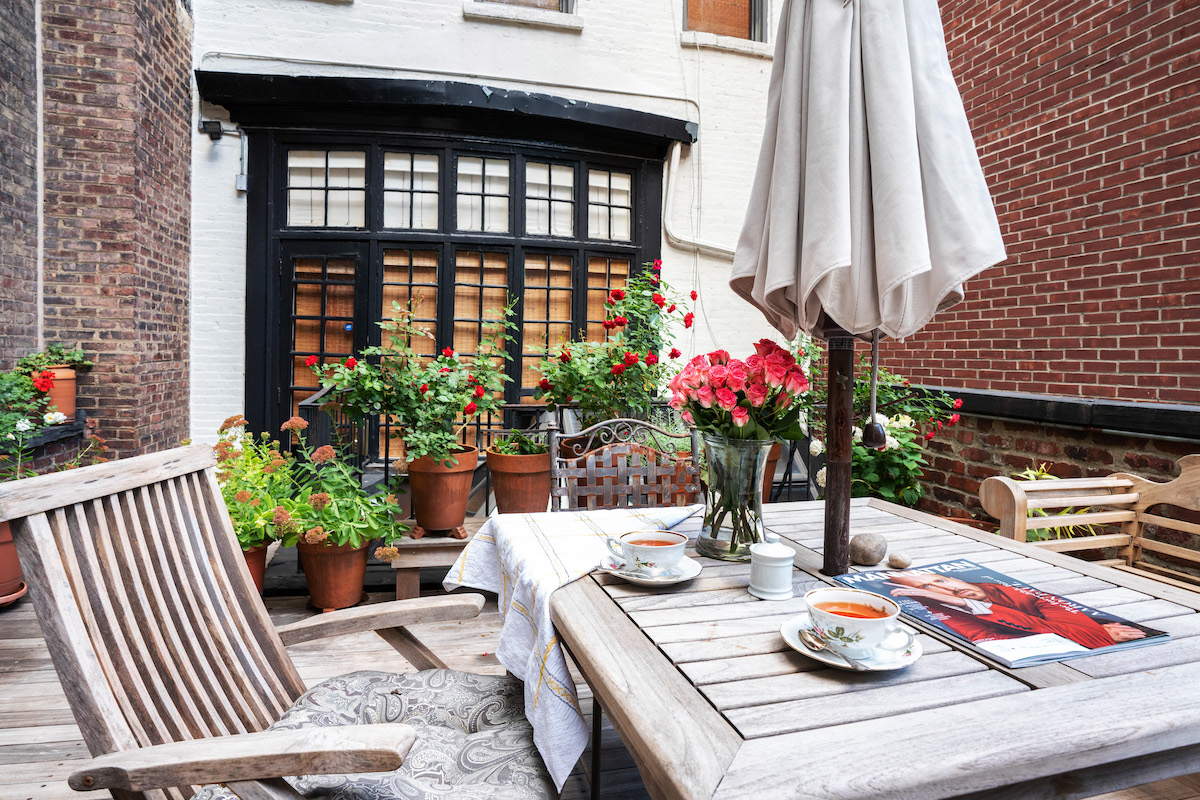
[{"left": 822, "top": 333, "right": 855, "bottom": 576}]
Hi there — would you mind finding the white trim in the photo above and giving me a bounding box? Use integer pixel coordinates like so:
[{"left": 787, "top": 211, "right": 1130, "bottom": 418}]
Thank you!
[
  {"left": 461, "top": 1, "right": 584, "bottom": 32},
  {"left": 679, "top": 30, "right": 772, "bottom": 59},
  {"left": 35, "top": 0, "right": 45, "bottom": 348}
]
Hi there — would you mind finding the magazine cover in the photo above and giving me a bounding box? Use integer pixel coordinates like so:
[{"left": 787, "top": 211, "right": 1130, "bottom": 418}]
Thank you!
[{"left": 835, "top": 559, "right": 1170, "bottom": 667}]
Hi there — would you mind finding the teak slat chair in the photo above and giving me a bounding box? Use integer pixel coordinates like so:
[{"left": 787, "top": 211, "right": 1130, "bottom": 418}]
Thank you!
[
  {"left": 547, "top": 418, "right": 700, "bottom": 511},
  {"left": 0, "top": 445, "right": 553, "bottom": 800}
]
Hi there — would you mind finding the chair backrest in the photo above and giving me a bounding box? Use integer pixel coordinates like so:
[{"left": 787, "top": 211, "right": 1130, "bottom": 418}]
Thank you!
[
  {"left": 547, "top": 418, "right": 700, "bottom": 511},
  {"left": 0, "top": 445, "right": 306, "bottom": 799}
]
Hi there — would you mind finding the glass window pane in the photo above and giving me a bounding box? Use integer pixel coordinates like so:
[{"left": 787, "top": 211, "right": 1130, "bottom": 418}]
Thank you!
[
  {"left": 458, "top": 157, "right": 483, "bottom": 194},
  {"left": 485, "top": 159, "right": 510, "bottom": 194},
  {"left": 589, "top": 204, "right": 609, "bottom": 240},
  {"left": 550, "top": 164, "right": 574, "bottom": 199},
  {"left": 327, "top": 152, "right": 366, "bottom": 188},
  {"left": 484, "top": 195, "right": 508, "bottom": 232},
  {"left": 550, "top": 200, "right": 573, "bottom": 237},
  {"left": 288, "top": 189, "right": 324, "bottom": 226},
  {"left": 413, "top": 154, "right": 439, "bottom": 191},
  {"left": 610, "top": 171, "right": 632, "bottom": 204},
  {"left": 288, "top": 150, "right": 325, "bottom": 188},
  {"left": 383, "top": 193, "right": 411, "bottom": 228},
  {"left": 413, "top": 192, "right": 438, "bottom": 229},
  {"left": 527, "top": 198, "right": 549, "bottom": 235},
  {"left": 527, "top": 162, "right": 549, "bottom": 195},
  {"left": 326, "top": 190, "right": 365, "bottom": 227},
  {"left": 383, "top": 153, "right": 412, "bottom": 190},
  {"left": 611, "top": 207, "right": 631, "bottom": 241},
  {"left": 588, "top": 169, "right": 608, "bottom": 203},
  {"left": 458, "top": 194, "right": 482, "bottom": 231}
]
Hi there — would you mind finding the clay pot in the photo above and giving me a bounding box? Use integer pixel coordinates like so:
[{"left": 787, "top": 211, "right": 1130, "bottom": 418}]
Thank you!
[
  {"left": 39, "top": 365, "right": 76, "bottom": 421},
  {"left": 486, "top": 448, "right": 552, "bottom": 514},
  {"left": 242, "top": 544, "right": 268, "bottom": 595},
  {"left": 407, "top": 446, "right": 478, "bottom": 533},
  {"left": 761, "top": 441, "right": 783, "bottom": 503},
  {"left": 0, "top": 521, "right": 26, "bottom": 607},
  {"left": 297, "top": 540, "right": 368, "bottom": 611}
]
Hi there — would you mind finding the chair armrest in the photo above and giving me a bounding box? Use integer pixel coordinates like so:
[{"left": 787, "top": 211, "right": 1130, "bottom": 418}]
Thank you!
[
  {"left": 68, "top": 724, "right": 417, "bottom": 792},
  {"left": 275, "top": 593, "right": 485, "bottom": 646}
]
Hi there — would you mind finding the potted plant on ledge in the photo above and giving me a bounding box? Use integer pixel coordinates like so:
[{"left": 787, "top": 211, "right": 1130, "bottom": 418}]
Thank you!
[
  {"left": 17, "top": 344, "right": 92, "bottom": 422},
  {"left": 486, "top": 430, "right": 551, "bottom": 514}
]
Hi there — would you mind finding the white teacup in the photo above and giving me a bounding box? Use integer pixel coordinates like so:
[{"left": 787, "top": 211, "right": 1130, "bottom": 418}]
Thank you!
[
  {"left": 605, "top": 530, "right": 687, "bottom": 577},
  {"left": 804, "top": 587, "right": 915, "bottom": 661}
]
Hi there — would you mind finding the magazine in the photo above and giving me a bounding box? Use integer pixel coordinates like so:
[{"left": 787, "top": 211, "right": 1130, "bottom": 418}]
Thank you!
[{"left": 834, "top": 559, "right": 1170, "bottom": 668}]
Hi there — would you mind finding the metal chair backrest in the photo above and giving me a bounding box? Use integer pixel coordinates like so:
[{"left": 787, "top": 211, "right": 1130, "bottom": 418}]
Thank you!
[
  {"left": 547, "top": 418, "right": 700, "bottom": 511},
  {"left": 0, "top": 445, "right": 306, "bottom": 800}
]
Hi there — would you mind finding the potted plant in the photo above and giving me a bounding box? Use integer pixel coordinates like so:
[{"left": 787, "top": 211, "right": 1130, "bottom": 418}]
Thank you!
[
  {"left": 17, "top": 344, "right": 92, "bottom": 422},
  {"left": 314, "top": 301, "right": 514, "bottom": 539},
  {"left": 668, "top": 340, "right": 811, "bottom": 561},
  {"left": 275, "top": 416, "right": 405, "bottom": 611},
  {"left": 486, "top": 430, "right": 552, "bottom": 514},
  {"left": 212, "top": 415, "right": 296, "bottom": 593}
]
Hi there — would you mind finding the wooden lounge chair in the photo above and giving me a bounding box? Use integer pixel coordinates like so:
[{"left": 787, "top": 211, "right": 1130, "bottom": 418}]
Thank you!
[
  {"left": 980, "top": 454, "right": 1200, "bottom": 589},
  {"left": 0, "top": 444, "right": 554, "bottom": 800}
]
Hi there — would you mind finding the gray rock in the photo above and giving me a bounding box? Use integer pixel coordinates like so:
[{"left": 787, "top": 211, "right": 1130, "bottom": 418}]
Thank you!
[
  {"left": 888, "top": 551, "right": 912, "bottom": 569},
  {"left": 849, "top": 533, "right": 888, "bottom": 566}
]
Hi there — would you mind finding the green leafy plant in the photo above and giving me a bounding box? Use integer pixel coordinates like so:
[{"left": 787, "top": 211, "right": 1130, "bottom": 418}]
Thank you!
[
  {"left": 315, "top": 300, "right": 515, "bottom": 466},
  {"left": 213, "top": 415, "right": 297, "bottom": 550},
  {"left": 16, "top": 343, "right": 92, "bottom": 372},
  {"left": 489, "top": 429, "right": 548, "bottom": 456},
  {"left": 1014, "top": 462, "right": 1097, "bottom": 541},
  {"left": 535, "top": 262, "right": 691, "bottom": 426},
  {"left": 273, "top": 416, "right": 406, "bottom": 550}
]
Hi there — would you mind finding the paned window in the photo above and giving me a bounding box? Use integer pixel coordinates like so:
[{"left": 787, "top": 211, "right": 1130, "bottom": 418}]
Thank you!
[
  {"left": 383, "top": 153, "right": 439, "bottom": 229},
  {"left": 287, "top": 150, "right": 366, "bottom": 227},
  {"left": 685, "top": 0, "right": 766, "bottom": 42},
  {"left": 526, "top": 162, "right": 575, "bottom": 237},
  {"left": 587, "top": 169, "right": 632, "bottom": 241},
  {"left": 457, "top": 157, "right": 511, "bottom": 233},
  {"left": 521, "top": 253, "right": 575, "bottom": 396}
]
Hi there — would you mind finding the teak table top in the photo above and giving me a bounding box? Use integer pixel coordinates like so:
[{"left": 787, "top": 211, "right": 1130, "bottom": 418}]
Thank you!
[{"left": 550, "top": 498, "right": 1200, "bottom": 800}]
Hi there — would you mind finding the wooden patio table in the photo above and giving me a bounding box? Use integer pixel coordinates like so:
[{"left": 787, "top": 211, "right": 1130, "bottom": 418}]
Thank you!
[{"left": 550, "top": 498, "right": 1200, "bottom": 800}]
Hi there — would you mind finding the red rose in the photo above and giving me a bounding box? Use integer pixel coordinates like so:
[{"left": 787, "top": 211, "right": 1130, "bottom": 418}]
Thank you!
[
  {"left": 949, "top": 413, "right": 960, "bottom": 425},
  {"left": 683, "top": 312, "right": 694, "bottom": 329},
  {"left": 690, "top": 290, "right": 698, "bottom": 301},
  {"left": 645, "top": 352, "right": 659, "bottom": 365},
  {"left": 667, "top": 304, "right": 676, "bottom": 313},
  {"left": 653, "top": 258, "right": 662, "bottom": 270},
  {"left": 439, "top": 367, "right": 452, "bottom": 373},
  {"left": 468, "top": 374, "right": 476, "bottom": 383},
  {"left": 603, "top": 319, "right": 616, "bottom": 330},
  {"left": 624, "top": 351, "right": 639, "bottom": 366},
  {"left": 560, "top": 351, "right": 571, "bottom": 363},
  {"left": 614, "top": 316, "right": 628, "bottom": 327},
  {"left": 538, "top": 378, "right": 552, "bottom": 391},
  {"left": 419, "top": 384, "right": 428, "bottom": 393},
  {"left": 925, "top": 431, "right": 935, "bottom": 441},
  {"left": 304, "top": 354, "right": 318, "bottom": 367},
  {"left": 344, "top": 357, "right": 358, "bottom": 369},
  {"left": 610, "top": 363, "right": 626, "bottom": 376},
  {"left": 953, "top": 398, "right": 964, "bottom": 410},
  {"left": 474, "top": 384, "right": 486, "bottom": 398},
  {"left": 650, "top": 275, "right": 659, "bottom": 284},
  {"left": 464, "top": 401, "right": 477, "bottom": 416},
  {"left": 442, "top": 347, "right": 454, "bottom": 357},
  {"left": 652, "top": 293, "right": 665, "bottom": 307},
  {"left": 669, "top": 348, "right": 682, "bottom": 359},
  {"left": 609, "top": 288, "right": 625, "bottom": 302}
]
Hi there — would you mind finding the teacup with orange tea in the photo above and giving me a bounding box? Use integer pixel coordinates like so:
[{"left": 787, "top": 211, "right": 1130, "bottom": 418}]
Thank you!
[
  {"left": 605, "top": 530, "right": 687, "bottom": 577},
  {"left": 804, "top": 587, "right": 914, "bottom": 661}
]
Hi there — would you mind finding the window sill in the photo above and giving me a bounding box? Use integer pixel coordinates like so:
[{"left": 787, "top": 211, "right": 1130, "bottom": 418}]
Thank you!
[
  {"left": 679, "top": 30, "right": 772, "bottom": 59},
  {"left": 461, "top": 1, "right": 584, "bottom": 32}
]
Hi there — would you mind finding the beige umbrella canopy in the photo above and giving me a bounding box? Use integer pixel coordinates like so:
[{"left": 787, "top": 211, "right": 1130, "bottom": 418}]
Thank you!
[
  {"left": 731, "top": 0, "right": 1006, "bottom": 341},
  {"left": 730, "top": 0, "right": 1006, "bottom": 573}
]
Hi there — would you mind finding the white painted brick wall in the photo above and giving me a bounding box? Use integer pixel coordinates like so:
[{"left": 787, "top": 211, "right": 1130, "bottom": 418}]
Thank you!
[{"left": 189, "top": 0, "right": 784, "bottom": 441}]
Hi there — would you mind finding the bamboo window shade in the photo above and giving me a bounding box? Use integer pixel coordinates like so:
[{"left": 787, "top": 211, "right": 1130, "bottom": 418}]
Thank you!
[
  {"left": 686, "top": 0, "right": 752, "bottom": 39},
  {"left": 521, "top": 254, "right": 574, "bottom": 402},
  {"left": 380, "top": 249, "right": 440, "bottom": 457},
  {"left": 290, "top": 256, "right": 356, "bottom": 418},
  {"left": 586, "top": 256, "right": 630, "bottom": 341}
]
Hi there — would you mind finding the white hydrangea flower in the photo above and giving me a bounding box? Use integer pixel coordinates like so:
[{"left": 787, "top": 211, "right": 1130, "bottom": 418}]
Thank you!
[
  {"left": 873, "top": 413, "right": 889, "bottom": 425},
  {"left": 890, "top": 414, "right": 914, "bottom": 430},
  {"left": 809, "top": 438, "right": 825, "bottom": 457},
  {"left": 885, "top": 435, "right": 900, "bottom": 450},
  {"left": 851, "top": 426, "right": 862, "bottom": 441},
  {"left": 815, "top": 466, "right": 827, "bottom": 488},
  {"left": 43, "top": 411, "right": 67, "bottom": 425},
  {"left": 15, "top": 418, "right": 33, "bottom": 432}
]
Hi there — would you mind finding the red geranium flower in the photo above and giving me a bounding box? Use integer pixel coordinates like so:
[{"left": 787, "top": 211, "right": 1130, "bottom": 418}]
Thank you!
[
  {"left": 669, "top": 348, "right": 682, "bottom": 359},
  {"left": 304, "top": 354, "right": 318, "bottom": 367},
  {"left": 464, "top": 401, "right": 477, "bottom": 416},
  {"left": 32, "top": 370, "right": 54, "bottom": 393},
  {"left": 610, "top": 363, "right": 626, "bottom": 376},
  {"left": 344, "top": 357, "right": 357, "bottom": 369}
]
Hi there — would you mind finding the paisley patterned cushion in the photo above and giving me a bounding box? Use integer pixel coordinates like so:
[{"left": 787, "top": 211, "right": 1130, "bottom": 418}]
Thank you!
[{"left": 193, "top": 670, "right": 555, "bottom": 800}]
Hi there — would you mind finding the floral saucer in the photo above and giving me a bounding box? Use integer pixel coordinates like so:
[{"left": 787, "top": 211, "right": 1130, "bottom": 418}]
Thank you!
[
  {"left": 598, "top": 554, "right": 702, "bottom": 587},
  {"left": 780, "top": 612, "right": 922, "bottom": 672}
]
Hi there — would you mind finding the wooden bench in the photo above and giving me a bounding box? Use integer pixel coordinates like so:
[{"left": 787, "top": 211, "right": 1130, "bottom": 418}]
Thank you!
[{"left": 980, "top": 454, "right": 1200, "bottom": 589}]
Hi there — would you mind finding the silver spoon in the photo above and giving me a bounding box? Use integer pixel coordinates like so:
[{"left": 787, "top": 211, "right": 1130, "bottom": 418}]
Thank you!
[{"left": 797, "top": 628, "right": 869, "bottom": 672}]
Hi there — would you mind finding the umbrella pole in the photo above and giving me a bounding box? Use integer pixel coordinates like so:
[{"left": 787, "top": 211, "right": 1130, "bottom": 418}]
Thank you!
[{"left": 822, "top": 331, "right": 855, "bottom": 576}]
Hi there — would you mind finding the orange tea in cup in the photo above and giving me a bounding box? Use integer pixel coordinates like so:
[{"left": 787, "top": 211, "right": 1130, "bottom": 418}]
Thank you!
[{"left": 812, "top": 601, "right": 890, "bottom": 619}]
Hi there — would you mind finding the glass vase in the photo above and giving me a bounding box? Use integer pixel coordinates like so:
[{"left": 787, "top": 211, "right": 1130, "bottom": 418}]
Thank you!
[{"left": 696, "top": 434, "right": 774, "bottom": 561}]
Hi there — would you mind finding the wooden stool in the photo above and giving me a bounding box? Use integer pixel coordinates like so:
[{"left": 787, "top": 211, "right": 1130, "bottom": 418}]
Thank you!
[{"left": 391, "top": 518, "right": 487, "bottom": 599}]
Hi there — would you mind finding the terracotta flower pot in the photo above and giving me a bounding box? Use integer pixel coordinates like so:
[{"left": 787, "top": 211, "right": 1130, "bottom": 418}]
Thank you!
[
  {"left": 242, "top": 544, "right": 268, "bottom": 595},
  {"left": 297, "top": 540, "right": 368, "bottom": 611},
  {"left": 486, "top": 448, "right": 552, "bottom": 514},
  {"left": 761, "top": 441, "right": 783, "bottom": 503},
  {"left": 0, "top": 521, "right": 26, "bottom": 607},
  {"left": 39, "top": 365, "right": 77, "bottom": 421},
  {"left": 407, "top": 446, "right": 478, "bottom": 536}
]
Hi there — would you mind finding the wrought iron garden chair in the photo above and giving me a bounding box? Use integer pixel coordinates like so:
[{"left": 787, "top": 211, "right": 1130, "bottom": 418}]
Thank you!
[
  {"left": 547, "top": 417, "right": 701, "bottom": 511},
  {"left": 0, "top": 444, "right": 554, "bottom": 800}
]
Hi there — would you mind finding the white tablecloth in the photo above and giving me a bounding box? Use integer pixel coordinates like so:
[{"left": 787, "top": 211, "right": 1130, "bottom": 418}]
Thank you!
[{"left": 443, "top": 506, "right": 701, "bottom": 789}]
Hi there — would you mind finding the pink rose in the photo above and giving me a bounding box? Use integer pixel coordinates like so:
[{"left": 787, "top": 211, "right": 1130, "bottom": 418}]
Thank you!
[
  {"left": 775, "top": 391, "right": 793, "bottom": 410},
  {"left": 715, "top": 388, "right": 738, "bottom": 411},
  {"left": 766, "top": 363, "right": 789, "bottom": 388},
  {"left": 754, "top": 339, "right": 781, "bottom": 357},
  {"left": 708, "top": 364, "right": 729, "bottom": 389},
  {"left": 669, "top": 392, "right": 687, "bottom": 409},
  {"left": 745, "top": 354, "right": 765, "bottom": 378},
  {"left": 725, "top": 362, "right": 748, "bottom": 392},
  {"left": 784, "top": 368, "right": 808, "bottom": 394},
  {"left": 746, "top": 383, "right": 769, "bottom": 407},
  {"left": 708, "top": 349, "right": 730, "bottom": 366},
  {"left": 731, "top": 406, "right": 750, "bottom": 427},
  {"left": 682, "top": 410, "right": 694, "bottom": 424},
  {"left": 681, "top": 366, "right": 703, "bottom": 389},
  {"left": 696, "top": 386, "right": 716, "bottom": 409},
  {"left": 689, "top": 355, "right": 708, "bottom": 368}
]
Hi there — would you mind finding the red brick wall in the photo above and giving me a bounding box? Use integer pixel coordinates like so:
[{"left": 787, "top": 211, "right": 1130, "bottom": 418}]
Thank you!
[
  {"left": 0, "top": 0, "right": 40, "bottom": 365},
  {"left": 881, "top": 0, "right": 1200, "bottom": 406},
  {"left": 40, "top": 0, "right": 192, "bottom": 458}
]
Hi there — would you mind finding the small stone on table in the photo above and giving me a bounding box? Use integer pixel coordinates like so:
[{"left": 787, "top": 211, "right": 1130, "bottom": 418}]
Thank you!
[
  {"left": 888, "top": 552, "right": 912, "bottom": 569},
  {"left": 849, "top": 533, "right": 887, "bottom": 566}
]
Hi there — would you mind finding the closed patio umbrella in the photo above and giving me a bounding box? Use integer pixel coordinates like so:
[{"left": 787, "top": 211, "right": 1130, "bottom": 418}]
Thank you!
[{"left": 730, "top": 0, "right": 1006, "bottom": 573}]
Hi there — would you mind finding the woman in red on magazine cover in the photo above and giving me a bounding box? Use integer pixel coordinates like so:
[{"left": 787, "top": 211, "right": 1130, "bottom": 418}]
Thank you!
[{"left": 887, "top": 573, "right": 1146, "bottom": 648}]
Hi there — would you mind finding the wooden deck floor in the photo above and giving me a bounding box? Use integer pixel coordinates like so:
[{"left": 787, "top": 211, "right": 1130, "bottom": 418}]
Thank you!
[{"left": 2, "top": 587, "right": 1199, "bottom": 800}]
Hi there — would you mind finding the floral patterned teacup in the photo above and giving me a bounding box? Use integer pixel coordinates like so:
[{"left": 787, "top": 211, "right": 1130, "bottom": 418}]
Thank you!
[
  {"left": 804, "top": 587, "right": 914, "bottom": 661},
  {"left": 604, "top": 530, "right": 687, "bottom": 577}
]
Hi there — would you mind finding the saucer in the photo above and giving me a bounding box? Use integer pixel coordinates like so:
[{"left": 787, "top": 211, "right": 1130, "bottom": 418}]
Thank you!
[
  {"left": 780, "top": 612, "right": 922, "bottom": 672},
  {"left": 599, "top": 554, "right": 702, "bottom": 587}
]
